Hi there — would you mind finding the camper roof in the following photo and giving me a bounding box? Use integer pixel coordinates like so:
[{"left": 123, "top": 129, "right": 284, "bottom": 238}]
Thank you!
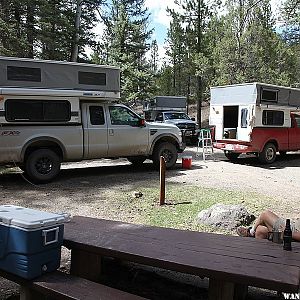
[
  {"left": 210, "top": 82, "right": 300, "bottom": 107},
  {"left": 211, "top": 82, "right": 300, "bottom": 92},
  {"left": 0, "top": 56, "right": 119, "bottom": 70},
  {"left": 0, "top": 87, "right": 120, "bottom": 100},
  {"left": 0, "top": 56, "right": 120, "bottom": 93}
]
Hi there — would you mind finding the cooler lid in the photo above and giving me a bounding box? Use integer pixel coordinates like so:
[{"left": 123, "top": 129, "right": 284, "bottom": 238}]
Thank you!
[{"left": 0, "top": 205, "right": 70, "bottom": 229}]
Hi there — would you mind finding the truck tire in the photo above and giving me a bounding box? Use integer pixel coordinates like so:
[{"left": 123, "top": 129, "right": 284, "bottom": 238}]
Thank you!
[
  {"left": 25, "top": 149, "right": 61, "bottom": 183},
  {"left": 127, "top": 156, "right": 146, "bottom": 166},
  {"left": 152, "top": 142, "right": 178, "bottom": 169},
  {"left": 224, "top": 152, "right": 240, "bottom": 161},
  {"left": 258, "top": 143, "right": 277, "bottom": 164}
]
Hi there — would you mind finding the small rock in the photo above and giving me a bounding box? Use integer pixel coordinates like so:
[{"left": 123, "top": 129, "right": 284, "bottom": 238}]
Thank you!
[{"left": 132, "top": 191, "right": 143, "bottom": 198}]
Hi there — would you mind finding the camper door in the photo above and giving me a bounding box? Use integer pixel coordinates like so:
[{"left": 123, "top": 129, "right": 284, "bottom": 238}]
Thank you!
[
  {"left": 237, "top": 105, "right": 253, "bottom": 142},
  {"left": 209, "top": 105, "right": 223, "bottom": 140}
]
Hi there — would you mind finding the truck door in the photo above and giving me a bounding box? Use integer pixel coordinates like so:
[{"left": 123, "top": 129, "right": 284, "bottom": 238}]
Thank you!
[
  {"left": 82, "top": 103, "right": 108, "bottom": 159},
  {"left": 107, "top": 104, "right": 149, "bottom": 156},
  {"left": 288, "top": 114, "right": 300, "bottom": 150}
]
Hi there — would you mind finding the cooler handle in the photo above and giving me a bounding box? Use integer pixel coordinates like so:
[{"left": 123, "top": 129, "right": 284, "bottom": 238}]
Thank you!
[{"left": 42, "top": 227, "right": 59, "bottom": 246}]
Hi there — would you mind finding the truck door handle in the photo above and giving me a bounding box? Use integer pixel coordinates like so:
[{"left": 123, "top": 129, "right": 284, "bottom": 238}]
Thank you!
[{"left": 109, "top": 129, "right": 114, "bottom": 136}]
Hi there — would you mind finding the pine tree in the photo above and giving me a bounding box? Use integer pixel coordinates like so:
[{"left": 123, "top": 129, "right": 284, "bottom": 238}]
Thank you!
[
  {"left": 281, "top": 0, "right": 300, "bottom": 86},
  {"left": 96, "top": 0, "right": 155, "bottom": 103},
  {"left": 150, "top": 40, "right": 159, "bottom": 73},
  {"left": 163, "top": 0, "right": 213, "bottom": 125},
  {"left": 213, "top": 0, "right": 297, "bottom": 86}
]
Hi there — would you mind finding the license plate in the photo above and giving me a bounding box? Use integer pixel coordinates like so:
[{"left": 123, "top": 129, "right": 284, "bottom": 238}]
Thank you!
[
  {"left": 184, "top": 130, "right": 192, "bottom": 136},
  {"left": 225, "top": 144, "right": 234, "bottom": 150}
]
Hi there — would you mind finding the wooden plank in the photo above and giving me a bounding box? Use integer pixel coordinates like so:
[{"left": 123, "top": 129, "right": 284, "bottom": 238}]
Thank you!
[
  {"left": 64, "top": 217, "right": 300, "bottom": 269},
  {"left": 29, "top": 271, "right": 147, "bottom": 300},
  {"left": 65, "top": 227, "right": 300, "bottom": 268},
  {"left": 63, "top": 217, "right": 300, "bottom": 292},
  {"left": 64, "top": 217, "right": 300, "bottom": 261},
  {"left": 20, "top": 287, "right": 43, "bottom": 300},
  {"left": 208, "top": 280, "right": 247, "bottom": 300},
  {"left": 208, "top": 279, "right": 235, "bottom": 300}
]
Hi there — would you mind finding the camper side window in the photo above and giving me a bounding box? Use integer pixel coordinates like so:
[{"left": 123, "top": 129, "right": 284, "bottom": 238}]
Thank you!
[
  {"left": 7, "top": 66, "right": 41, "bottom": 82},
  {"left": 89, "top": 106, "right": 105, "bottom": 125},
  {"left": 78, "top": 72, "right": 106, "bottom": 86},
  {"left": 5, "top": 99, "right": 71, "bottom": 122},
  {"left": 261, "top": 89, "right": 278, "bottom": 103},
  {"left": 262, "top": 110, "right": 284, "bottom": 126}
]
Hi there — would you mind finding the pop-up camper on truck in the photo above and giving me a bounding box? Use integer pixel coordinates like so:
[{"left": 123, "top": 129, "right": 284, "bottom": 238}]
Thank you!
[
  {"left": 0, "top": 57, "right": 184, "bottom": 183},
  {"left": 210, "top": 83, "right": 300, "bottom": 164}
]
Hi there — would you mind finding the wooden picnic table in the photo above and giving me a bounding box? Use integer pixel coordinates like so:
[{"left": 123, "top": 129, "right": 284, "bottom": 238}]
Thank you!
[{"left": 63, "top": 216, "right": 300, "bottom": 300}]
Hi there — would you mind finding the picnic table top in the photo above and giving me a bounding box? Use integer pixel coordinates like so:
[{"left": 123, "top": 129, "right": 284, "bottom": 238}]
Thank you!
[{"left": 63, "top": 216, "right": 300, "bottom": 292}]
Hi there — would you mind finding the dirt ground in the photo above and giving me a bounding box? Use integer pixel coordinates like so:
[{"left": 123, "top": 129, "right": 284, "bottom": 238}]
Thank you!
[{"left": 0, "top": 147, "right": 300, "bottom": 299}]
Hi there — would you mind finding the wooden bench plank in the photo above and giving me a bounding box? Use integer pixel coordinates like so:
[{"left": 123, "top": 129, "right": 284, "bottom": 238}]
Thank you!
[
  {"left": 26, "top": 271, "right": 147, "bottom": 300},
  {"left": 64, "top": 216, "right": 300, "bottom": 292}
]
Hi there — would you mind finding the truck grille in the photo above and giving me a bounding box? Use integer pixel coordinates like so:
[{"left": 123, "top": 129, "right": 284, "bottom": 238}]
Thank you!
[{"left": 177, "top": 123, "right": 196, "bottom": 130}]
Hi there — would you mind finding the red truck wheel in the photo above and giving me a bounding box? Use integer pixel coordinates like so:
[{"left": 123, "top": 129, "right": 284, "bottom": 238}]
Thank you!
[{"left": 258, "top": 143, "right": 277, "bottom": 164}]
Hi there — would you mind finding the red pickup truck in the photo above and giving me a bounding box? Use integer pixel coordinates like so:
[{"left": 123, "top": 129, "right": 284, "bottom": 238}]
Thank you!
[
  {"left": 210, "top": 83, "right": 300, "bottom": 164},
  {"left": 214, "top": 112, "right": 300, "bottom": 163}
]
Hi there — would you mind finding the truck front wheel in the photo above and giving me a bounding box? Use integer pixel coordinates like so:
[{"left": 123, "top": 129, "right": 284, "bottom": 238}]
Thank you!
[
  {"left": 258, "top": 143, "right": 277, "bottom": 164},
  {"left": 25, "top": 149, "right": 61, "bottom": 183},
  {"left": 152, "top": 142, "right": 178, "bottom": 169}
]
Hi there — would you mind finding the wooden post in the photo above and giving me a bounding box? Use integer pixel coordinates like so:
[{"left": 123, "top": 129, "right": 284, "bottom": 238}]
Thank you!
[
  {"left": 159, "top": 156, "right": 166, "bottom": 205},
  {"left": 70, "top": 249, "right": 102, "bottom": 282}
]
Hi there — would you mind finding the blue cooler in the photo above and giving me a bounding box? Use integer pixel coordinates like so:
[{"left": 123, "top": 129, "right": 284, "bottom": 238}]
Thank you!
[{"left": 0, "top": 205, "right": 69, "bottom": 279}]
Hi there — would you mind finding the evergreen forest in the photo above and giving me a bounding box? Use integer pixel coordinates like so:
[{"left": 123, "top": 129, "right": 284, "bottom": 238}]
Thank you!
[{"left": 0, "top": 0, "right": 299, "bottom": 110}]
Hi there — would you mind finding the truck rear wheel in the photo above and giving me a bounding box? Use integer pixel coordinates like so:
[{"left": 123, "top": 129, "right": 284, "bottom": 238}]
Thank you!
[
  {"left": 25, "top": 149, "right": 61, "bottom": 183},
  {"left": 258, "top": 143, "right": 277, "bottom": 164},
  {"left": 152, "top": 142, "right": 178, "bottom": 169}
]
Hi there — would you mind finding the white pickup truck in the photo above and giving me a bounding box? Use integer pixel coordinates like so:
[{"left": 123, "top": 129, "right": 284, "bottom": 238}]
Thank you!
[{"left": 0, "top": 57, "right": 184, "bottom": 183}]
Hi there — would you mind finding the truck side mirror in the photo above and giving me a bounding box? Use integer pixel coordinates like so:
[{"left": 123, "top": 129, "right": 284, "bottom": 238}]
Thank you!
[
  {"left": 191, "top": 117, "right": 196, "bottom": 121},
  {"left": 139, "top": 118, "right": 146, "bottom": 127}
]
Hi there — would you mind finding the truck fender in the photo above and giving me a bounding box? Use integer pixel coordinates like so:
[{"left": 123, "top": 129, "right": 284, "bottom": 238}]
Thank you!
[
  {"left": 21, "top": 136, "right": 66, "bottom": 162},
  {"left": 150, "top": 134, "right": 181, "bottom": 154},
  {"left": 259, "top": 139, "right": 278, "bottom": 152}
]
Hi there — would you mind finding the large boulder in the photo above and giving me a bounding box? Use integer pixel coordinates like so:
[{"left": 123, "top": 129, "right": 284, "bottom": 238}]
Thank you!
[{"left": 197, "top": 203, "right": 255, "bottom": 230}]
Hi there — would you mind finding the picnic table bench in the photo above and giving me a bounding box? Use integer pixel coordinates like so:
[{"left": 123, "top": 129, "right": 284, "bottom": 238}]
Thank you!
[
  {"left": 0, "top": 269, "right": 146, "bottom": 300},
  {"left": 64, "top": 216, "right": 300, "bottom": 300}
]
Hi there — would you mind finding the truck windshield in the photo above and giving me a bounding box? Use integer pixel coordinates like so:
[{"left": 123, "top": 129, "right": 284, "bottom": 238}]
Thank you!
[{"left": 164, "top": 113, "right": 190, "bottom": 120}]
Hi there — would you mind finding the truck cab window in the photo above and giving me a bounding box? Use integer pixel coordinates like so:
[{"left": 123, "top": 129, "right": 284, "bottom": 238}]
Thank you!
[
  {"left": 89, "top": 106, "right": 105, "bottom": 125},
  {"left": 294, "top": 115, "right": 300, "bottom": 127},
  {"left": 109, "top": 106, "right": 139, "bottom": 126},
  {"left": 155, "top": 114, "right": 163, "bottom": 121},
  {"left": 262, "top": 110, "right": 284, "bottom": 126}
]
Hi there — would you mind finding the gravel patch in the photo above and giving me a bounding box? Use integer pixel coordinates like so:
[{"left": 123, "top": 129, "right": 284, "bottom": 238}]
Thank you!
[{"left": 0, "top": 147, "right": 299, "bottom": 299}]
